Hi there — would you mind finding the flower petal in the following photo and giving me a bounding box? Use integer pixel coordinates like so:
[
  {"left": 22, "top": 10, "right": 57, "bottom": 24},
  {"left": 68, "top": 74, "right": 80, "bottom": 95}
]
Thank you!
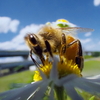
[
  {"left": 86, "top": 74, "right": 100, "bottom": 82},
  {"left": 64, "top": 83, "right": 83, "bottom": 100},
  {"left": 0, "top": 81, "right": 42, "bottom": 100},
  {"left": 28, "top": 80, "right": 50, "bottom": 100},
  {"left": 71, "top": 78, "right": 100, "bottom": 96},
  {"left": 50, "top": 56, "right": 59, "bottom": 81},
  {"left": 56, "top": 74, "right": 78, "bottom": 86}
]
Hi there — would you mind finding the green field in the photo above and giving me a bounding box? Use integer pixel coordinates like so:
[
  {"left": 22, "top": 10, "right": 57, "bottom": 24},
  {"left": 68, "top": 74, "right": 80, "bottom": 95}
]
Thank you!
[
  {"left": 0, "top": 70, "right": 34, "bottom": 92},
  {"left": 84, "top": 55, "right": 93, "bottom": 59},
  {"left": 0, "top": 59, "right": 100, "bottom": 100},
  {"left": 82, "top": 60, "right": 100, "bottom": 76}
]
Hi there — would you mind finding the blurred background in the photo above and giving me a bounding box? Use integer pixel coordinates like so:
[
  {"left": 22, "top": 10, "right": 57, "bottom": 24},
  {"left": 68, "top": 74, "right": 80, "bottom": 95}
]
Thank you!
[{"left": 0, "top": 0, "right": 100, "bottom": 93}]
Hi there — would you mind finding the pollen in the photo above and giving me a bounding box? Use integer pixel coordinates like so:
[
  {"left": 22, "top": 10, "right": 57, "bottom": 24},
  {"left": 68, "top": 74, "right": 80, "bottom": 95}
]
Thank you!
[
  {"left": 57, "top": 58, "right": 81, "bottom": 78},
  {"left": 33, "top": 56, "right": 81, "bottom": 82}
]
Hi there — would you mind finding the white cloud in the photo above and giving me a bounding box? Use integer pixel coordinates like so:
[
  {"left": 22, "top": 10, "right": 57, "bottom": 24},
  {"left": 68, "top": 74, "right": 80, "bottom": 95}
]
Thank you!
[
  {"left": 9, "top": 20, "right": 20, "bottom": 33},
  {"left": 80, "top": 38, "right": 92, "bottom": 44},
  {"left": 0, "top": 24, "right": 43, "bottom": 50},
  {"left": 98, "top": 41, "right": 100, "bottom": 45},
  {"left": 84, "top": 32, "right": 92, "bottom": 37},
  {"left": 84, "top": 43, "right": 100, "bottom": 51},
  {"left": 80, "top": 40, "right": 100, "bottom": 51},
  {"left": 0, "top": 16, "right": 20, "bottom": 33},
  {"left": 94, "top": 0, "right": 100, "bottom": 6}
]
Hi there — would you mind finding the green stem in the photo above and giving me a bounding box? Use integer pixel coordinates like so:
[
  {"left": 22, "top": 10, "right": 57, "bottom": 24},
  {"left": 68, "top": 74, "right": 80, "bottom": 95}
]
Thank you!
[{"left": 54, "top": 85, "right": 66, "bottom": 100}]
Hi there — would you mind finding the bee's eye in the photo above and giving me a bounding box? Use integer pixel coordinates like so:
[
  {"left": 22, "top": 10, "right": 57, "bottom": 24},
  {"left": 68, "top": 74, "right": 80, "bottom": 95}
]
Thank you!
[{"left": 29, "top": 34, "right": 37, "bottom": 44}]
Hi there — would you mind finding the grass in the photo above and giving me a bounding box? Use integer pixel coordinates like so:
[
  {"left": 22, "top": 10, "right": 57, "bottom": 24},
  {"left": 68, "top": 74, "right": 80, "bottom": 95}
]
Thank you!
[
  {"left": 82, "top": 60, "right": 100, "bottom": 76},
  {"left": 84, "top": 55, "right": 93, "bottom": 59},
  {"left": 0, "top": 70, "right": 34, "bottom": 92}
]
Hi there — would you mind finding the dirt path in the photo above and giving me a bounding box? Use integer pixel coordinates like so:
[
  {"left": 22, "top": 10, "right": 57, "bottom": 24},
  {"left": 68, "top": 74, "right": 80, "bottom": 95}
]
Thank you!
[{"left": 84, "top": 57, "right": 100, "bottom": 62}]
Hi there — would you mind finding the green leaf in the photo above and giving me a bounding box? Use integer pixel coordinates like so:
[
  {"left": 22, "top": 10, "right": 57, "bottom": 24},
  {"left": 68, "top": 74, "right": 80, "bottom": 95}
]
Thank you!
[
  {"left": 57, "top": 24, "right": 69, "bottom": 28},
  {"left": 89, "top": 96, "right": 95, "bottom": 100}
]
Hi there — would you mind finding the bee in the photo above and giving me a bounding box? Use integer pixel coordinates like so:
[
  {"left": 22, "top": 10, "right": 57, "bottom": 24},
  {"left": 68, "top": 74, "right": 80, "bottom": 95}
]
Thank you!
[{"left": 24, "top": 24, "right": 93, "bottom": 71}]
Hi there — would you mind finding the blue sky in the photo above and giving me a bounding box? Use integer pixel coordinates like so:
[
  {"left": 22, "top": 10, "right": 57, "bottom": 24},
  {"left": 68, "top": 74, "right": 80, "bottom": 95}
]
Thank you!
[{"left": 0, "top": 0, "right": 100, "bottom": 53}]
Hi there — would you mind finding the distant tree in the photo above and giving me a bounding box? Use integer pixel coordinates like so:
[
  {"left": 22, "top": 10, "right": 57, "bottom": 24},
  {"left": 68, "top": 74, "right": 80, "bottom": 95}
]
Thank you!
[{"left": 92, "top": 52, "right": 100, "bottom": 57}]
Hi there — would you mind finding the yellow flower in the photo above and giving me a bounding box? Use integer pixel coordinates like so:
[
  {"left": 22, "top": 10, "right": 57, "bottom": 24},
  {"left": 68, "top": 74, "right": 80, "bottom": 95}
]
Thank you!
[
  {"left": 56, "top": 19, "right": 69, "bottom": 23},
  {"left": 57, "top": 59, "right": 81, "bottom": 78},
  {"left": 33, "top": 60, "right": 52, "bottom": 81},
  {"left": 33, "top": 56, "right": 81, "bottom": 82}
]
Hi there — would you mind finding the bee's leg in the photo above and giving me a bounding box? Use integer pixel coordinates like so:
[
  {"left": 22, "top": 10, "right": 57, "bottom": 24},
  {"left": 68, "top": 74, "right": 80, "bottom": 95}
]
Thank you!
[
  {"left": 75, "top": 40, "right": 84, "bottom": 71},
  {"left": 67, "top": 39, "right": 78, "bottom": 48},
  {"left": 45, "top": 40, "right": 53, "bottom": 57},
  {"left": 65, "top": 39, "right": 84, "bottom": 71},
  {"left": 61, "top": 33, "right": 66, "bottom": 54},
  {"left": 33, "top": 45, "right": 45, "bottom": 65},
  {"left": 29, "top": 50, "right": 41, "bottom": 67},
  {"left": 60, "top": 33, "right": 67, "bottom": 62}
]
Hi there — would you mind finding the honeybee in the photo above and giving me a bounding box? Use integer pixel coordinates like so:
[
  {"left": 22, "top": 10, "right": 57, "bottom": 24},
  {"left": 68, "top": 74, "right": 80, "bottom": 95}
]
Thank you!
[{"left": 24, "top": 22, "right": 93, "bottom": 71}]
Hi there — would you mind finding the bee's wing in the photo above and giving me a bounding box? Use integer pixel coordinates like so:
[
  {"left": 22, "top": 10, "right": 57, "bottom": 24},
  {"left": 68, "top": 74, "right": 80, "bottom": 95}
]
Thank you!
[{"left": 57, "top": 27, "right": 94, "bottom": 34}]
